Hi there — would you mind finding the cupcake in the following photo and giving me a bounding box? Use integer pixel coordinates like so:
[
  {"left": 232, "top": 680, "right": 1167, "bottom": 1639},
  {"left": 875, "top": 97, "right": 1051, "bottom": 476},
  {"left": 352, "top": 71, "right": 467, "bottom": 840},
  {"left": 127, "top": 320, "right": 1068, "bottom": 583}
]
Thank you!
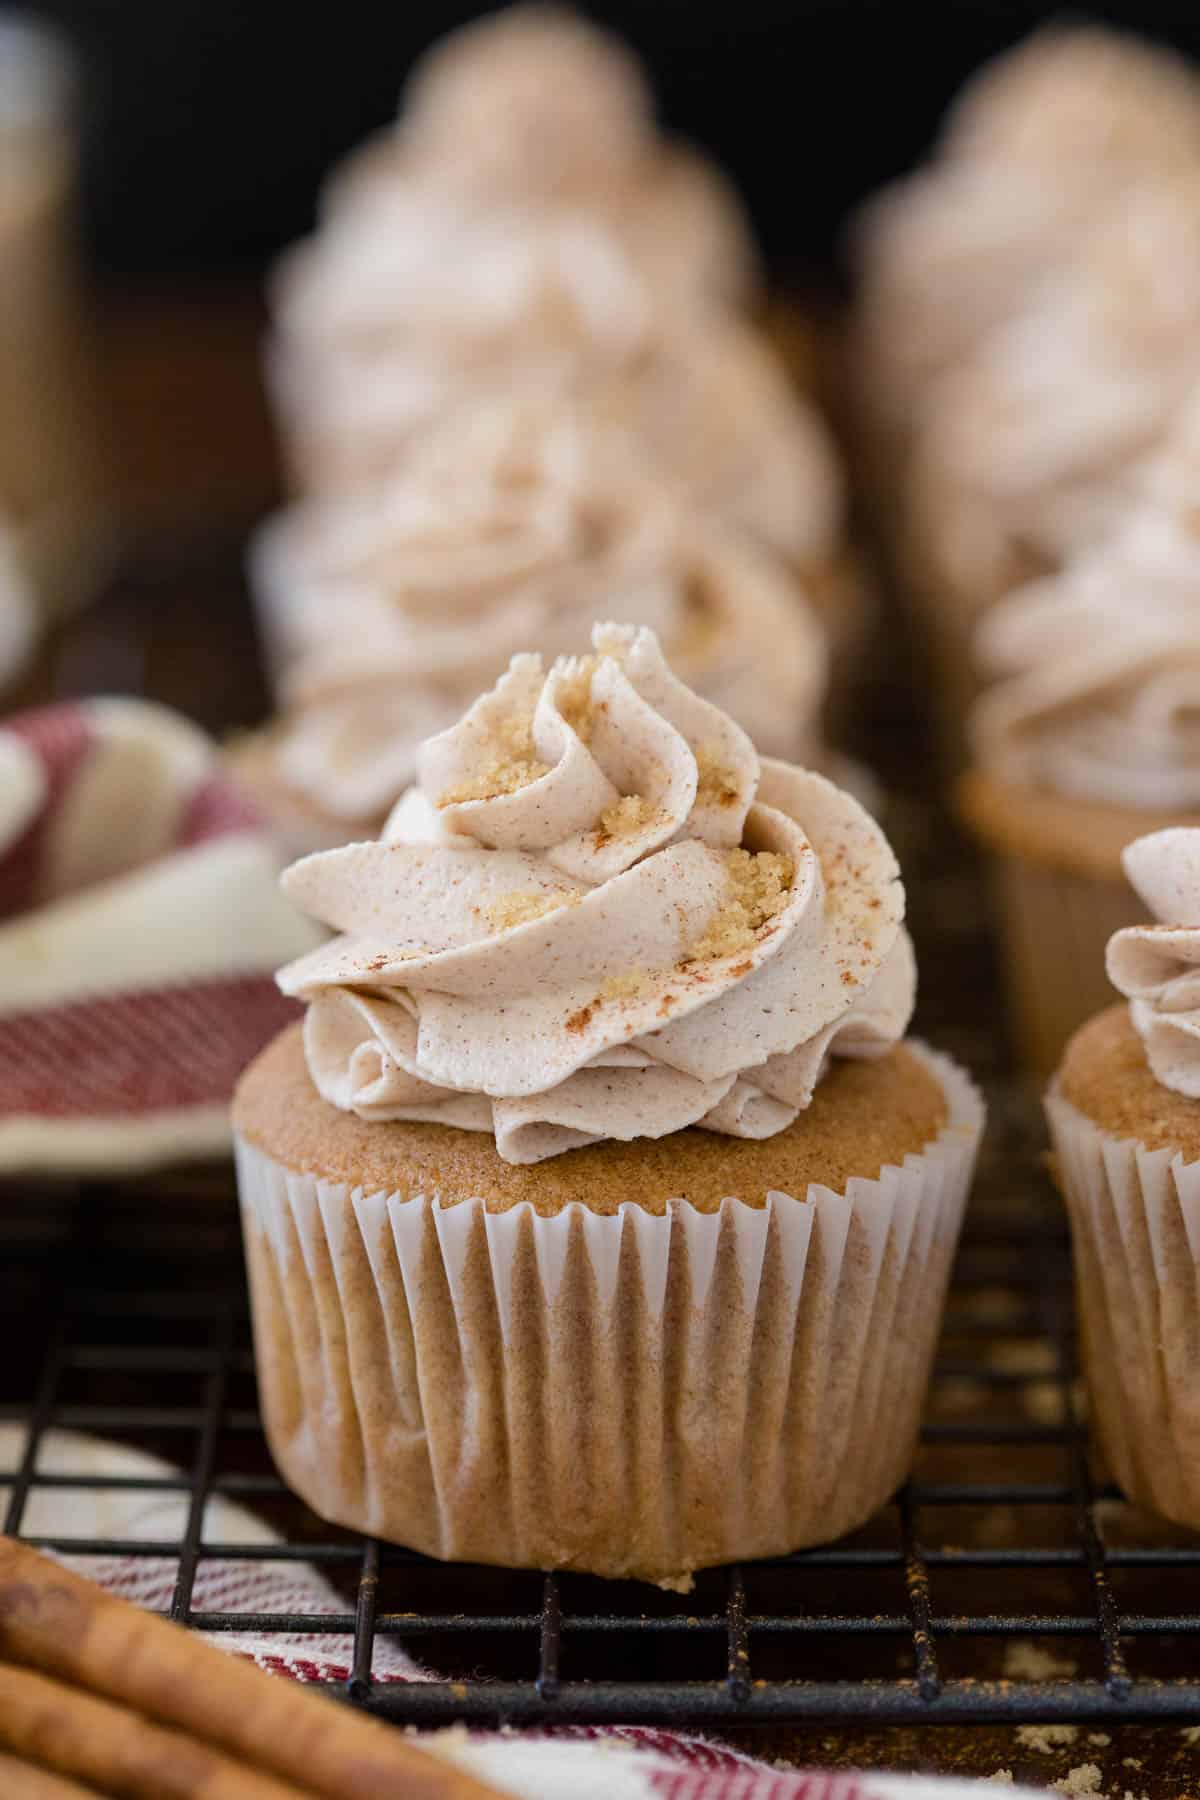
[
  {"left": 321, "top": 4, "right": 759, "bottom": 313},
  {"left": 1046, "top": 828, "right": 1200, "bottom": 1527},
  {"left": 850, "top": 23, "right": 1200, "bottom": 489},
  {"left": 959, "top": 480, "right": 1200, "bottom": 1077},
  {"left": 239, "top": 398, "right": 840, "bottom": 856},
  {"left": 233, "top": 623, "right": 983, "bottom": 1585}
]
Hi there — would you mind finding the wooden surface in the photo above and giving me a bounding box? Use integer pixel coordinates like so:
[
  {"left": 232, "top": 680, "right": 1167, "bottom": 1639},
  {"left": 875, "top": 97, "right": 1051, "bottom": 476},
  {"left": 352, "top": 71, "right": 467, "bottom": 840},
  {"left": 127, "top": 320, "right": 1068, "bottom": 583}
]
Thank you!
[{"left": 10, "top": 283, "right": 1200, "bottom": 1796}]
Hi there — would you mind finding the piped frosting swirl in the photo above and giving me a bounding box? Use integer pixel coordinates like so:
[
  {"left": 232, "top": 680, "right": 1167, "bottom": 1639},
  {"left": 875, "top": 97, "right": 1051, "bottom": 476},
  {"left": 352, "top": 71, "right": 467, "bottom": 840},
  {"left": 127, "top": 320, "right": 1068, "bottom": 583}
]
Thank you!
[
  {"left": 971, "top": 412, "right": 1200, "bottom": 812},
  {"left": 277, "top": 623, "right": 912, "bottom": 1163},
  {"left": 1108, "top": 829, "right": 1200, "bottom": 1096}
]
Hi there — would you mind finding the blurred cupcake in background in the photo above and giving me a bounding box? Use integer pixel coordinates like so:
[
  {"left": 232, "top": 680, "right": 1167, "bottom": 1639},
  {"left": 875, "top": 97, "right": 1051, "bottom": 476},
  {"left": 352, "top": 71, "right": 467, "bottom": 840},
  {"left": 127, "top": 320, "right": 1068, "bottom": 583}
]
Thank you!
[
  {"left": 1046, "top": 828, "right": 1200, "bottom": 1530},
  {"left": 959, "top": 411, "right": 1200, "bottom": 1076},
  {"left": 324, "top": 4, "right": 760, "bottom": 313},
  {"left": 269, "top": 208, "right": 843, "bottom": 573},
  {"left": 850, "top": 23, "right": 1200, "bottom": 490},
  {"left": 238, "top": 398, "right": 840, "bottom": 856},
  {"left": 900, "top": 179, "right": 1200, "bottom": 755}
]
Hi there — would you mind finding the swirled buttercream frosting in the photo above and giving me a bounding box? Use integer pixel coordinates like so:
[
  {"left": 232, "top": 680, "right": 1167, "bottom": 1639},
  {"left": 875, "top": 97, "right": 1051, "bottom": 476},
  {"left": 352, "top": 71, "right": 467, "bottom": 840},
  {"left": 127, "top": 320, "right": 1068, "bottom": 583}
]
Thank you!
[
  {"left": 276, "top": 623, "right": 912, "bottom": 1163},
  {"left": 1108, "top": 829, "right": 1200, "bottom": 1096},
  {"left": 972, "top": 617, "right": 1200, "bottom": 814},
  {"left": 972, "top": 417, "right": 1200, "bottom": 812},
  {"left": 910, "top": 178, "right": 1200, "bottom": 602}
]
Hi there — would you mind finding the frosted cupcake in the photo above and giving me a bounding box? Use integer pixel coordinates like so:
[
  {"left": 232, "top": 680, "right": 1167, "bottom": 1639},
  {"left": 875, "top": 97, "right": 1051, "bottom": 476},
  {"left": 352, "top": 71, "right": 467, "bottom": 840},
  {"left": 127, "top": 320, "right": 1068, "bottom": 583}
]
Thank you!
[
  {"left": 899, "top": 177, "right": 1200, "bottom": 752},
  {"left": 319, "top": 5, "right": 758, "bottom": 314},
  {"left": 239, "top": 399, "right": 840, "bottom": 854},
  {"left": 850, "top": 24, "right": 1200, "bottom": 483},
  {"left": 233, "top": 622, "right": 983, "bottom": 1585},
  {"left": 959, "top": 488, "right": 1200, "bottom": 1076},
  {"left": 1047, "top": 829, "right": 1200, "bottom": 1527}
]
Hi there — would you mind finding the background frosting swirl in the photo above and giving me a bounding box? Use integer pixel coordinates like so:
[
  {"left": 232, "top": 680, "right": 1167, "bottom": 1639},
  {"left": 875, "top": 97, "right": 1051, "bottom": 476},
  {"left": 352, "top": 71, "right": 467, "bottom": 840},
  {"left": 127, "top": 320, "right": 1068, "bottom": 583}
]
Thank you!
[
  {"left": 255, "top": 402, "right": 830, "bottom": 825},
  {"left": 971, "top": 445, "right": 1200, "bottom": 812},
  {"left": 277, "top": 624, "right": 911, "bottom": 1164},
  {"left": 1108, "top": 829, "right": 1200, "bottom": 1096}
]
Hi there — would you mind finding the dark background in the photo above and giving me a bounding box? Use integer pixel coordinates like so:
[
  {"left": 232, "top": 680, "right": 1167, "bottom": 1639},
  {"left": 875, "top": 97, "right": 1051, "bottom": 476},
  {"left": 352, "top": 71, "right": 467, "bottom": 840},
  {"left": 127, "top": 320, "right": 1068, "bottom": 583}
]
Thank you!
[{"left": 17, "top": 1, "right": 1200, "bottom": 280}]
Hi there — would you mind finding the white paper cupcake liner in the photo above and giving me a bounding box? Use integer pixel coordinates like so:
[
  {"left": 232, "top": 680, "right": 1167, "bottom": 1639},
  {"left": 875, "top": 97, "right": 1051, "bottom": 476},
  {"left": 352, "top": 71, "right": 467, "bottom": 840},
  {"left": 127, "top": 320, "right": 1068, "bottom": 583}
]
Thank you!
[
  {"left": 1046, "top": 1084, "right": 1200, "bottom": 1527},
  {"left": 987, "top": 855, "right": 1139, "bottom": 1081},
  {"left": 235, "top": 1043, "right": 983, "bottom": 1587}
]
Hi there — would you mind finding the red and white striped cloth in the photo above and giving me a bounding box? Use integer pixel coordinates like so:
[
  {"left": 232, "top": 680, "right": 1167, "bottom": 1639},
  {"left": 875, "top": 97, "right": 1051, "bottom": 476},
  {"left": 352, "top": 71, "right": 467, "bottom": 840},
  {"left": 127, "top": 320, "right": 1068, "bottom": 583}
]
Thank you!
[
  {"left": 5, "top": 1428, "right": 1034, "bottom": 1800},
  {"left": 0, "top": 697, "right": 317, "bottom": 1172}
]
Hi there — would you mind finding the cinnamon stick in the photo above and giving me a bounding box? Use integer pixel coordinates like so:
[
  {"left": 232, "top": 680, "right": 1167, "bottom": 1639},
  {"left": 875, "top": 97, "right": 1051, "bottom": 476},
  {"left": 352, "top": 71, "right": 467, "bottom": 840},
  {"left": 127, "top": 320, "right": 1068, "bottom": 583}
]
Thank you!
[
  {"left": 0, "top": 1748, "right": 105, "bottom": 1799},
  {"left": 0, "top": 1663, "right": 312, "bottom": 1799},
  {"left": 0, "top": 1540, "right": 506, "bottom": 1800}
]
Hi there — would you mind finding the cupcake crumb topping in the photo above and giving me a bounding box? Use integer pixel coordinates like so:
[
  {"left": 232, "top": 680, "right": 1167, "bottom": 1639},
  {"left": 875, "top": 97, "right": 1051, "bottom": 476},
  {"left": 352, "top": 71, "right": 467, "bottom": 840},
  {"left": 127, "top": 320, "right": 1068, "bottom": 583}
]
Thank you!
[
  {"left": 695, "top": 743, "right": 743, "bottom": 808},
  {"left": 598, "top": 793, "right": 660, "bottom": 838},
  {"left": 686, "top": 848, "right": 793, "bottom": 963},
  {"left": 484, "top": 889, "right": 579, "bottom": 932},
  {"left": 439, "top": 707, "right": 549, "bottom": 805},
  {"left": 556, "top": 655, "right": 598, "bottom": 740},
  {"left": 600, "top": 966, "right": 654, "bottom": 1001}
]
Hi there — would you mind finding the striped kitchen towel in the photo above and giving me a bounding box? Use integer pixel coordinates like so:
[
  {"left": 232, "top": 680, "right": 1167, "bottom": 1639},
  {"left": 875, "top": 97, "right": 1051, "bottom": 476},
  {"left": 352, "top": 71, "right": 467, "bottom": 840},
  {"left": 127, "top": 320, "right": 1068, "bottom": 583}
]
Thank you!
[{"left": 0, "top": 696, "right": 317, "bottom": 1172}]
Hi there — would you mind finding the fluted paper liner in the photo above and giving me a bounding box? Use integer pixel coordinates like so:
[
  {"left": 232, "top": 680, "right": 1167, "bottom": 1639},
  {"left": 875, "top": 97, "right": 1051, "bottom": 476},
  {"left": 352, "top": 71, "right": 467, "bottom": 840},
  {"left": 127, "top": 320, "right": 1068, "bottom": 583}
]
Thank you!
[
  {"left": 235, "top": 1044, "right": 982, "bottom": 1586},
  {"left": 987, "top": 856, "right": 1141, "bottom": 1081},
  {"left": 1047, "top": 1085, "right": 1200, "bottom": 1528}
]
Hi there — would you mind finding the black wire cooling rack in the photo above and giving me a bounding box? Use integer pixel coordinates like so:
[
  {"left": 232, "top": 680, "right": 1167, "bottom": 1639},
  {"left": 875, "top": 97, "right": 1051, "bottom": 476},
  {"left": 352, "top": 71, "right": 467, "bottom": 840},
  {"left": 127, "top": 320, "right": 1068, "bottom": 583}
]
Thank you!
[{"left": 5, "top": 1148, "right": 1200, "bottom": 1732}]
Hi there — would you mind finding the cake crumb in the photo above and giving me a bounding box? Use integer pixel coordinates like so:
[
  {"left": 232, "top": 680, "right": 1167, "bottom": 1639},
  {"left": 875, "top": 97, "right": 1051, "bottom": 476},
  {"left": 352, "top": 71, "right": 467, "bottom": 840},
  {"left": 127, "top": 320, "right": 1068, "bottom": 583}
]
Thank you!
[
  {"left": 601, "top": 968, "right": 654, "bottom": 1002},
  {"left": 694, "top": 743, "right": 742, "bottom": 808},
  {"left": 985, "top": 1774, "right": 1014, "bottom": 1786},
  {"left": 1051, "top": 1764, "right": 1103, "bottom": 1797},
  {"left": 1181, "top": 1726, "right": 1200, "bottom": 1745},
  {"left": 1003, "top": 1641, "right": 1078, "bottom": 1679},
  {"left": 598, "top": 794, "right": 661, "bottom": 840},
  {"left": 556, "top": 656, "right": 598, "bottom": 741},
  {"left": 1087, "top": 1734, "right": 1111, "bottom": 1748},
  {"left": 1121, "top": 1761, "right": 1142, "bottom": 1772},
  {"left": 484, "top": 890, "right": 578, "bottom": 933},
  {"left": 686, "top": 848, "right": 792, "bottom": 962},
  {"left": 1017, "top": 1725, "right": 1079, "bottom": 1754},
  {"left": 440, "top": 709, "right": 549, "bottom": 806}
]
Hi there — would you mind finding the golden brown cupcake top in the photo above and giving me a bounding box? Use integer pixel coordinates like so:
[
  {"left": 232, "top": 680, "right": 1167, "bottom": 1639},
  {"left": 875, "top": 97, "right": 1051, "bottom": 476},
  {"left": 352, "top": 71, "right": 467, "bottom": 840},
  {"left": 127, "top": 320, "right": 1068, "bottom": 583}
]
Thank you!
[{"left": 234, "top": 1022, "right": 948, "bottom": 1214}]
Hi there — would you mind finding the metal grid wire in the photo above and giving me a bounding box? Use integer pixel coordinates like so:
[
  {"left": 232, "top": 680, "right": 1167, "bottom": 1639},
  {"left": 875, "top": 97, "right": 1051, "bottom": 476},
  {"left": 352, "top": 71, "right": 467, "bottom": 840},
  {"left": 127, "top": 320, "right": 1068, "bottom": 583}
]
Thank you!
[{"left": 5, "top": 1163, "right": 1200, "bottom": 1730}]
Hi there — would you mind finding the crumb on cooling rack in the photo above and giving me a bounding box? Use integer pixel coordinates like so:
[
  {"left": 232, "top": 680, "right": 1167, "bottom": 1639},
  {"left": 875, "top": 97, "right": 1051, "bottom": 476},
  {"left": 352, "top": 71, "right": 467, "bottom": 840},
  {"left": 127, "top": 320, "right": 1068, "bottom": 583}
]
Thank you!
[
  {"left": 1017, "top": 1725, "right": 1079, "bottom": 1754},
  {"left": 1002, "top": 1640, "right": 1078, "bottom": 1679},
  {"left": 1051, "top": 1764, "right": 1103, "bottom": 1797}
]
